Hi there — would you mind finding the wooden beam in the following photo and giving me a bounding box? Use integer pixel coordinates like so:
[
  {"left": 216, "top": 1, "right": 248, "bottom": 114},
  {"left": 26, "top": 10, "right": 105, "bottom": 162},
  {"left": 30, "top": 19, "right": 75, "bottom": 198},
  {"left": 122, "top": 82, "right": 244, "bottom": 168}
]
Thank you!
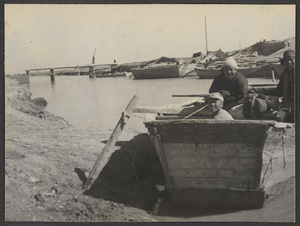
[
  {"left": 83, "top": 95, "right": 139, "bottom": 190},
  {"left": 50, "top": 68, "right": 55, "bottom": 81},
  {"left": 172, "top": 94, "right": 209, "bottom": 98}
]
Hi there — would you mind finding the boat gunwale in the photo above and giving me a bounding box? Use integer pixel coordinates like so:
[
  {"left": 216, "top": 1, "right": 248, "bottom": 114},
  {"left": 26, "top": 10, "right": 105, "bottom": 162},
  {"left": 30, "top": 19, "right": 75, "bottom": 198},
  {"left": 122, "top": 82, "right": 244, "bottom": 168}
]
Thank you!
[
  {"left": 166, "top": 185, "right": 265, "bottom": 192},
  {"left": 144, "top": 119, "right": 276, "bottom": 126}
]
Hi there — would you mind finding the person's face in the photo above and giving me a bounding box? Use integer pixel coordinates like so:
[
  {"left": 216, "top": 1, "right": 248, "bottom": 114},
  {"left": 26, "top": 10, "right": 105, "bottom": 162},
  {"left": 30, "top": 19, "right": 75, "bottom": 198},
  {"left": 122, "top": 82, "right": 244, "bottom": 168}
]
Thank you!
[
  {"left": 284, "top": 56, "right": 295, "bottom": 71},
  {"left": 223, "top": 66, "right": 237, "bottom": 79},
  {"left": 207, "top": 98, "right": 223, "bottom": 113}
]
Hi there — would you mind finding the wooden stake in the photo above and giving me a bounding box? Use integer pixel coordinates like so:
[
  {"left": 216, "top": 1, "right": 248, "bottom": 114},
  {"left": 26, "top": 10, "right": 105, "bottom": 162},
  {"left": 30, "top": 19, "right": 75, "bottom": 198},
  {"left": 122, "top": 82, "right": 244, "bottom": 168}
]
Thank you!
[
  {"left": 271, "top": 70, "right": 276, "bottom": 84},
  {"left": 83, "top": 95, "right": 139, "bottom": 190},
  {"left": 50, "top": 68, "right": 55, "bottom": 81},
  {"left": 183, "top": 104, "right": 208, "bottom": 119}
]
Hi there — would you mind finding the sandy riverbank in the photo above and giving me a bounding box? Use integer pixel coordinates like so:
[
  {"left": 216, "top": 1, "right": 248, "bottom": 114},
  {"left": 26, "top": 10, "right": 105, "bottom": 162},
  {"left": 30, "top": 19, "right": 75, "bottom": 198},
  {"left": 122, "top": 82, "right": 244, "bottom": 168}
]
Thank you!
[{"left": 5, "top": 77, "right": 295, "bottom": 222}]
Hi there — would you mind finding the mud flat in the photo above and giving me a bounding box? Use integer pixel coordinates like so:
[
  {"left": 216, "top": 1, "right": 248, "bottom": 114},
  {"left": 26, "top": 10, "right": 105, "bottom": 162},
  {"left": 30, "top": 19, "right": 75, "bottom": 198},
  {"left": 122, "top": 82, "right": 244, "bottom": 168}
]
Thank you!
[{"left": 5, "top": 77, "right": 295, "bottom": 222}]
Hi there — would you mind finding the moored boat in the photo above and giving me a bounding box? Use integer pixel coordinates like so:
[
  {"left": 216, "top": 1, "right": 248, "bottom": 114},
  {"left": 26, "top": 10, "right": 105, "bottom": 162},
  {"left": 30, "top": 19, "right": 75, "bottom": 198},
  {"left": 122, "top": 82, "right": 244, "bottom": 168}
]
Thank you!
[
  {"left": 95, "top": 71, "right": 126, "bottom": 78},
  {"left": 195, "top": 64, "right": 278, "bottom": 79},
  {"left": 131, "top": 64, "right": 180, "bottom": 79},
  {"left": 144, "top": 118, "right": 276, "bottom": 208}
]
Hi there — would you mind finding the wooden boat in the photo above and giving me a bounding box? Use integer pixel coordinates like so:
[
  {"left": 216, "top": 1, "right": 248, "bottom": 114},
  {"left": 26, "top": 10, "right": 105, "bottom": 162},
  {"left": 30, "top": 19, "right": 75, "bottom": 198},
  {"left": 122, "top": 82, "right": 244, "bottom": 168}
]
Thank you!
[
  {"left": 195, "top": 64, "right": 277, "bottom": 79},
  {"left": 194, "top": 67, "right": 220, "bottom": 79},
  {"left": 131, "top": 64, "right": 180, "bottom": 79},
  {"left": 95, "top": 71, "right": 126, "bottom": 78},
  {"left": 144, "top": 118, "right": 276, "bottom": 208}
]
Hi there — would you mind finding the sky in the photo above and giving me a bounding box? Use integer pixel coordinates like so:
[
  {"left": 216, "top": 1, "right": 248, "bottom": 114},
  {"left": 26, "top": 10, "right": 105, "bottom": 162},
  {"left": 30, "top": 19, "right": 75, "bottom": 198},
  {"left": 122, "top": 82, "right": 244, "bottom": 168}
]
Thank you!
[{"left": 5, "top": 4, "right": 295, "bottom": 74}]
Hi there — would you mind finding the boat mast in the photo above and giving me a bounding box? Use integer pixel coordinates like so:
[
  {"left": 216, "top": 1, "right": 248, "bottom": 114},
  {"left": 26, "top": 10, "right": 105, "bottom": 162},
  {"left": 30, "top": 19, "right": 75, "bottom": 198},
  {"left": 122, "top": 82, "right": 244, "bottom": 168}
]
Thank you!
[
  {"left": 205, "top": 17, "right": 208, "bottom": 54},
  {"left": 91, "top": 48, "right": 96, "bottom": 65}
]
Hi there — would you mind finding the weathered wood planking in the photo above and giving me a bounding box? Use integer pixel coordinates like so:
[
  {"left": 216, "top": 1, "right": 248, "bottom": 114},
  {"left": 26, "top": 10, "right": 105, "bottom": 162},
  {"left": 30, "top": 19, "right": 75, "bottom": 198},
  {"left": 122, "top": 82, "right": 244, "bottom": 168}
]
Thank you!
[
  {"left": 172, "top": 177, "right": 257, "bottom": 189},
  {"left": 163, "top": 143, "right": 261, "bottom": 158},
  {"left": 144, "top": 119, "right": 274, "bottom": 207},
  {"left": 166, "top": 156, "right": 260, "bottom": 168},
  {"left": 163, "top": 143, "right": 261, "bottom": 184},
  {"left": 169, "top": 188, "right": 265, "bottom": 208},
  {"left": 168, "top": 167, "right": 258, "bottom": 179},
  {"left": 152, "top": 122, "right": 270, "bottom": 144},
  {"left": 150, "top": 134, "right": 173, "bottom": 185},
  {"left": 83, "top": 95, "right": 139, "bottom": 190},
  {"left": 132, "top": 65, "right": 180, "bottom": 79}
]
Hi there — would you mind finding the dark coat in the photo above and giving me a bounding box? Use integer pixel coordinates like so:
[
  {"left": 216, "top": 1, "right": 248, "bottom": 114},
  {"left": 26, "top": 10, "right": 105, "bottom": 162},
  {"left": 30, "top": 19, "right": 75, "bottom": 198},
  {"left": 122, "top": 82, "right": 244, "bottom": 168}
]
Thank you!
[
  {"left": 276, "top": 68, "right": 294, "bottom": 109},
  {"left": 209, "top": 72, "right": 248, "bottom": 110}
]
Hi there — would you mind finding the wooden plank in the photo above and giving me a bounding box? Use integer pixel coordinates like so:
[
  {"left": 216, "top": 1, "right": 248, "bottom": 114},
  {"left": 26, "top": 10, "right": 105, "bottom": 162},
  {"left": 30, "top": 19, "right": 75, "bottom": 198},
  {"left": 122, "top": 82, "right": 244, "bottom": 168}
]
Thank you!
[
  {"left": 163, "top": 143, "right": 261, "bottom": 158},
  {"left": 28, "top": 63, "right": 116, "bottom": 72},
  {"left": 172, "top": 177, "right": 257, "bottom": 189},
  {"left": 169, "top": 188, "right": 265, "bottom": 208},
  {"left": 83, "top": 95, "right": 139, "bottom": 189},
  {"left": 133, "top": 97, "right": 204, "bottom": 114},
  {"left": 154, "top": 122, "right": 271, "bottom": 144},
  {"left": 165, "top": 155, "right": 260, "bottom": 168},
  {"left": 249, "top": 83, "right": 277, "bottom": 87},
  {"left": 168, "top": 167, "right": 258, "bottom": 179},
  {"left": 150, "top": 134, "right": 173, "bottom": 185},
  {"left": 172, "top": 94, "right": 209, "bottom": 98}
]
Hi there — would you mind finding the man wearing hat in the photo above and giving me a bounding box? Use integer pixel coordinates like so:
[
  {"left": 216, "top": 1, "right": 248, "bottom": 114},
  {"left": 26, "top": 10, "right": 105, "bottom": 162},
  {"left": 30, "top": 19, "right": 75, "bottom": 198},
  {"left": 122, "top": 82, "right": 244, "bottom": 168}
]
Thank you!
[
  {"left": 206, "top": 92, "right": 234, "bottom": 120},
  {"left": 252, "top": 50, "right": 295, "bottom": 122},
  {"left": 270, "top": 50, "right": 295, "bottom": 122},
  {"left": 277, "top": 50, "right": 295, "bottom": 109},
  {"left": 209, "top": 57, "right": 248, "bottom": 111}
]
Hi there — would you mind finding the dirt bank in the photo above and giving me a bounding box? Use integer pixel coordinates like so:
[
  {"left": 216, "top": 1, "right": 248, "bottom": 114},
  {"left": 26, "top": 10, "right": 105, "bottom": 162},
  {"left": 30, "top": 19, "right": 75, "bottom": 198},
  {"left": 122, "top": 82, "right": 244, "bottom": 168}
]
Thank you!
[
  {"left": 5, "top": 78, "right": 295, "bottom": 222},
  {"left": 5, "top": 78, "right": 164, "bottom": 222}
]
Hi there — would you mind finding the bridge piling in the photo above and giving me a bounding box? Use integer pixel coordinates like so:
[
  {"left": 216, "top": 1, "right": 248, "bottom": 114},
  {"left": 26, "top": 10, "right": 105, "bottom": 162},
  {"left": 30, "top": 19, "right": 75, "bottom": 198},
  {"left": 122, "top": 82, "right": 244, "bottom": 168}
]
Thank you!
[
  {"left": 89, "top": 65, "right": 95, "bottom": 78},
  {"left": 50, "top": 68, "right": 55, "bottom": 82}
]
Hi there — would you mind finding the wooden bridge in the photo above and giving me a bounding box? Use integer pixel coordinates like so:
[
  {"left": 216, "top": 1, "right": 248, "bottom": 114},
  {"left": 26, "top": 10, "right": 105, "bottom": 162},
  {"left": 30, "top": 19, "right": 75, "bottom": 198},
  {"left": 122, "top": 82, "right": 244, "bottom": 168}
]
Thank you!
[{"left": 26, "top": 63, "right": 117, "bottom": 80}]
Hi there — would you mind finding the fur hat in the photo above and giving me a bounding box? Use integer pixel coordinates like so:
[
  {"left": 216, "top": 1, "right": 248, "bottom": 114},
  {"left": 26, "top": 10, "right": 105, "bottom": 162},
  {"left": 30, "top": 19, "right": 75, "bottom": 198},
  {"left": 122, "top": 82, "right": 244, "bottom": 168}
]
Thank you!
[
  {"left": 280, "top": 50, "right": 295, "bottom": 65},
  {"left": 283, "top": 50, "right": 295, "bottom": 59},
  {"left": 222, "top": 58, "right": 237, "bottom": 69}
]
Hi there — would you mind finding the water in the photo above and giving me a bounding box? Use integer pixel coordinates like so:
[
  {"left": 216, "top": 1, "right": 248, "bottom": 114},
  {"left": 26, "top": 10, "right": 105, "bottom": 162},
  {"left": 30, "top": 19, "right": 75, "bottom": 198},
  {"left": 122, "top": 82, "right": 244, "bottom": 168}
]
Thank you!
[{"left": 29, "top": 75, "right": 273, "bottom": 129}]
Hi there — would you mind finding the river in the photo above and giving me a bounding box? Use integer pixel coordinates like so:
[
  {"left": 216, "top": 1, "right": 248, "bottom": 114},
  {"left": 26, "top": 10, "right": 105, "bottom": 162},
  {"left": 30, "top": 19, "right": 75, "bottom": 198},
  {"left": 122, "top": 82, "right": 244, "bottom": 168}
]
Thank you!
[{"left": 29, "top": 75, "right": 273, "bottom": 130}]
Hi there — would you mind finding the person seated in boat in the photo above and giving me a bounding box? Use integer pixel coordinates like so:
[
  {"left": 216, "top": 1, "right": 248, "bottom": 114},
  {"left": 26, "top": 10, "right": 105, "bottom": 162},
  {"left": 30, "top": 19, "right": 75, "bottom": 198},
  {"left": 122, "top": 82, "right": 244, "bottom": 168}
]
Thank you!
[
  {"left": 206, "top": 92, "right": 234, "bottom": 120},
  {"left": 209, "top": 58, "right": 248, "bottom": 111},
  {"left": 247, "top": 50, "right": 295, "bottom": 122}
]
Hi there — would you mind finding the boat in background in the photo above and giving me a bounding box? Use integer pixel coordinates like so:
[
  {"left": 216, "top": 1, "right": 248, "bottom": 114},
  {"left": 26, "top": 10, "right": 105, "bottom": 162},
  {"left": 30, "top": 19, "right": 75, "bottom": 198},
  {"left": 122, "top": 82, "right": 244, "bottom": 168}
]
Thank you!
[
  {"left": 95, "top": 71, "right": 126, "bottom": 78},
  {"left": 131, "top": 64, "right": 180, "bottom": 79},
  {"left": 195, "top": 64, "right": 279, "bottom": 79}
]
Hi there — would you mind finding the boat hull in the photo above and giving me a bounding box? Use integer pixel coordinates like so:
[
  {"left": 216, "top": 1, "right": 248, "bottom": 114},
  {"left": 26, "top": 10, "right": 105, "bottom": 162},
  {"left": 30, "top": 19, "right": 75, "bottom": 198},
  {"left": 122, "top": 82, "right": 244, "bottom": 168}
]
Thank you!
[
  {"left": 95, "top": 72, "right": 126, "bottom": 78},
  {"left": 144, "top": 119, "right": 275, "bottom": 208},
  {"left": 169, "top": 188, "right": 265, "bottom": 208},
  {"left": 131, "top": 65, "right": 180, "bottom": 79}
]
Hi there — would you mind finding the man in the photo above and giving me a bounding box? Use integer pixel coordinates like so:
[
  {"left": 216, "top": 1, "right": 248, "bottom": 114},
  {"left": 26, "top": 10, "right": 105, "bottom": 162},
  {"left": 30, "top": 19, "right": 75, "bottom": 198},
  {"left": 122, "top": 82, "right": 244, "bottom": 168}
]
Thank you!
[
  {"left": 206, "top": 92, "right": 234, "bottom": 120},
  {"left": 251, "top": 50, "right": 295, "bottom": 122},
  {"left": 275, "top": 50, "right": 295, "bottom": 122},
  {"left": 209, "top": 58, "right": 248, "bottom": 111}
]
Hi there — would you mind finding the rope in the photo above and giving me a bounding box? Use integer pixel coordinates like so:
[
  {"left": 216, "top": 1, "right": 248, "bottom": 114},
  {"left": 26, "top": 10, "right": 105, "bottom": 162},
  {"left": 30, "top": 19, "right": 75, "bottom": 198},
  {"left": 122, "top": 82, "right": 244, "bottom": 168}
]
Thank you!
[
  {"left": 260, "top": 133, "right": 284, "bottom": 186},
  {"left": 281, "top": 130, "right": 286, "bottom": 169}
]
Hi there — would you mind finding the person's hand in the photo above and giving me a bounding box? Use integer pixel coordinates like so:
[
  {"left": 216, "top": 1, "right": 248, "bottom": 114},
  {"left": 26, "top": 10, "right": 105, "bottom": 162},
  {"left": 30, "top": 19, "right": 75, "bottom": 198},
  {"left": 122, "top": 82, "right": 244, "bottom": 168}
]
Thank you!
[{"left": 219, "top": 90, "right": 230, "bottom": 97}]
